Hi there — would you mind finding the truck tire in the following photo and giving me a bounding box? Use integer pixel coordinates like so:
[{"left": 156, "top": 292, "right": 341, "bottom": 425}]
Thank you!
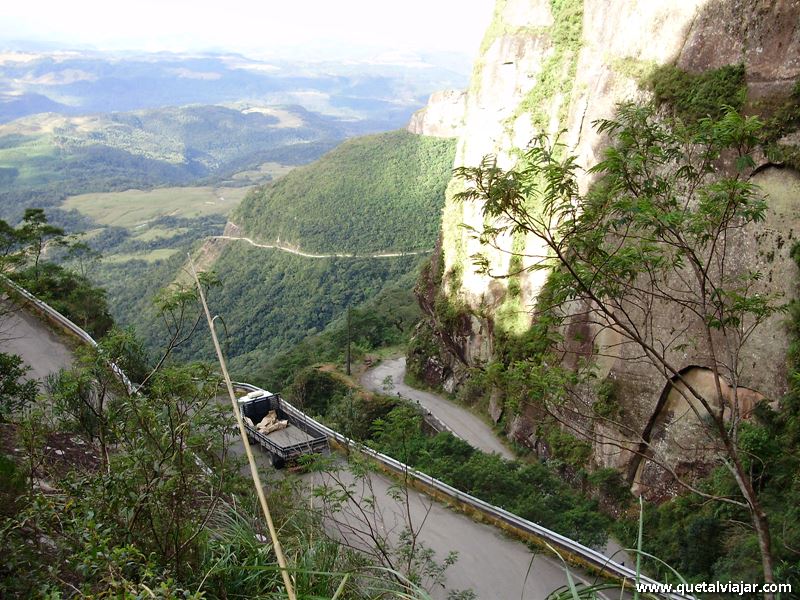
[{"left": 270, "top": 453, "right": 285, "bottom": 469}]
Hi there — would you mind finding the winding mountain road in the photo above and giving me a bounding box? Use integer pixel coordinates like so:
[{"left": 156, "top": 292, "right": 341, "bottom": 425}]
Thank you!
[
  {"left": 6, "top": 296, "right": 621, "bottom": 599},
  {"left": 302, "top": 463, "right": 600, "bottom": 600},
  {"left": 361, "top": 357, "right": 514, "bottom": 459},
  {"left": 212, "top": 234, "right": 432, "bottom": 259}
]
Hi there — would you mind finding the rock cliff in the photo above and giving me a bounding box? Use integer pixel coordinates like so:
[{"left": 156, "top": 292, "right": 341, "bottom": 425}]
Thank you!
[
  {"left": 416, "top": 0, "right": 800, "bottom": 492},
  {"left": 406, "top": 89, "right": 467, "bottom": 138}
]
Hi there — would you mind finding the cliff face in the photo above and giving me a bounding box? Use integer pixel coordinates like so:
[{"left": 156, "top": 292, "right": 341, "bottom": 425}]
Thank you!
[
  {"left": 406, "top": 89, "right": 467, "bottom": 138},
  {"left": 420, "top": 0, "right": 800, "bottom": 489}
]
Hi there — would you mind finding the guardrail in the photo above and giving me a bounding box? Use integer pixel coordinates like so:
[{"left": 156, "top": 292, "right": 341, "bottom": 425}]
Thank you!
[
  {"left": 5, "top": 277, "right": 684, "bottom": 597},
  {"left": 234, "top": 381, "right": 690, "bottom": 600},
  {"left": 2, "top": 275, "right": 135, "bottom": 395}
]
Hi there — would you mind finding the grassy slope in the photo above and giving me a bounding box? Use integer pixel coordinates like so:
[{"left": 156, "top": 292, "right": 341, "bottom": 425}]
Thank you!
[
  {"left": 232, "top": 130, "right": 456, "bottom": 254},
  {"left": 64, "top": 186, "right": 249, "bottom": 228}
]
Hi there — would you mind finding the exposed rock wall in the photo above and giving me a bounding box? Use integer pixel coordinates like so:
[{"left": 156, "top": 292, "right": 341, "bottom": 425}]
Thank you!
[
  {"left": 406, "top": 89, "right": 467, "bottom": 138},
  {"left": 420, "top": 0, "right": 800, "bottom": 488}
]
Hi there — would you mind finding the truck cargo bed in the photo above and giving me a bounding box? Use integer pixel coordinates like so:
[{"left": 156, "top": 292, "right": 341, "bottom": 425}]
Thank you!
[{"left": 238, "top": 391, "right": 328, "bottom": 467}]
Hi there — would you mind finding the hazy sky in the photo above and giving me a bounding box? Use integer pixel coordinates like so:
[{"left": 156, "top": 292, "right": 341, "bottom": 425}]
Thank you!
[{"left": 1, "top": 0, "right": 496, "bottom": 59}]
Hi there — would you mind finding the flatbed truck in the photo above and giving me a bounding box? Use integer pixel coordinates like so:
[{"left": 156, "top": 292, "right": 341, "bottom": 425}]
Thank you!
[{"left": 237, "top": 390, "right": 328, "bottom": 468}]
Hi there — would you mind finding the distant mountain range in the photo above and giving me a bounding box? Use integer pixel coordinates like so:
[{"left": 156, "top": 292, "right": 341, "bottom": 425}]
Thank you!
[
  {"left": 0, "top": 49, "right": 469, "bottom": 126},
  {"left": 0, "top": 103, "right": 346, "bottom": 221}
]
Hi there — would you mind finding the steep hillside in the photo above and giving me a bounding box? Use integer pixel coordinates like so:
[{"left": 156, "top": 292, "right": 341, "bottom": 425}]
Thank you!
[
  {"left": 132, "top": 241, "right": 421, "bottom": 368},
  {"left": 112, "top": 130, "right": 456, "bottom": 372},
  {"left": 241, "top": 266, "right": 424, "bottom": 389},
  {"left": 232, "top": 130, "right": 456, "bottom": 253},
  {"left": 417, "top": 0, "right": 800, "bottom": 452}
]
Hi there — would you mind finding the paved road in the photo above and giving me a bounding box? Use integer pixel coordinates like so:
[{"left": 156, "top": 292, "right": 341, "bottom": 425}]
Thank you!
[
  {"left": 223, "top": 398, "right": 600, "bottom": 599},
  {"left": 361, "top": 357, "right": 514, "bottom": 459},
  {"left": 301, "top": 461, "right": 602, "bottom": 600},
  {"left": 1, "top": 301, "right": 74, "bottom": 381},
  {"left": 214, "top": 233, "right": 431, "bottom": 259},
  {"left": 229, "top": 430, "right": 609, "bottom": 600}
]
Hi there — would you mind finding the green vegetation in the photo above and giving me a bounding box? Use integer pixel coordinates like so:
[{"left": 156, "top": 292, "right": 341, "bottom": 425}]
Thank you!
[
  {"left": 510, "top": 0, "right": 584, "bottom": 132},
  {"left": 117, "top": 242, "right": 422, "bottom": 371},
  {"left": 0, "top": 357, "right": 415, "bottom": 598},
  {"left": 759, "top": 79, "right": 800, "bottom": 171},
  {"left": 2, "top": 208, "right": 113, "bottom": 338},
  {"left": 373, "top": 414, "right": 609, "bottom": 547},
  {"left": 63, "top": 185, "right": 248, "bottom": 228},
  {"left": 0, "top": 273, "right": 460, "bottom": 598},
  {"left": 454, "top": 102, "right": 787, "bottom": 586},
  {"left": 0, "top": 354, "right": 38, "bottom": 422},
  {"left": 647, "top": 63, "right": 747, "bottom": 123},
  {"left": 77, "top": 130, "right": 452, "bottom": 373},
  {"left": 242, "top": 267, "right": 423, "bottom": 390},
  {"left": 96, "top": 130, "right": 454, "bottom": 375},
  {"left": 608, "top": 56, "right": 657, "bottom": 83},
  {"left": 13, "top": 262, "right": 114, "bottom": 337},
  {"left": 613, "top": 243, "right": 800, "bottom": 592},
  {"left": 0, "top": 104, "right": 341, "bottom": 221},
  {"left": 291, "top": 369, "right": 610, "bottom": 548},
  {"left": 233, "top": 130, "right": 456, "bottom": 254}
]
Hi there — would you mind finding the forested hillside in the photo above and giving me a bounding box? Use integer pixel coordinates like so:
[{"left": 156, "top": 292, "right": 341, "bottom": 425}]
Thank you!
[
  {"left": 242, "top": 267, "right": 423, "bottom": 388},
  {"left": 232, "top": 130, "right": 456, "bottom": 253},
  {"left": 113, "top": 242, "right": 422, "bottom": 373}
]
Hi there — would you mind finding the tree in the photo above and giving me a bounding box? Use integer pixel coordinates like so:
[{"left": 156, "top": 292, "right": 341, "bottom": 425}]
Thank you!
[
  {"left": 17, "top": 208, "right": 65, "bottom": 280},
  {"left": 0, "top": 352, "right": 38, "bottom": 421},
  {"left": 454, "top": 104, "right": 782, "bottom": 592},
  {"left": 0, "top": 219, "right": 23, "bottom": 272},
  {"left": 64, "top": 240, "right": 102, "bottom": 278}
]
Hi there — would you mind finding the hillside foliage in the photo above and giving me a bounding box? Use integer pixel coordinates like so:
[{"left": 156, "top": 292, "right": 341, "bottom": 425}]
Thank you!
[
  {"left": 2, "top": 209, "right": 113, "bottom": 338},
  {"left": 233, "top": 130, "right": 456, "bottom": 253},
  {"left": 289, "top": 368, "right": 611, "bottom": 548},
  {"left": 112, "top": 242, "right": 422, "bottom": 372},
  {"left": 243, "top": 267, "right": 423, "bottom": 390}
]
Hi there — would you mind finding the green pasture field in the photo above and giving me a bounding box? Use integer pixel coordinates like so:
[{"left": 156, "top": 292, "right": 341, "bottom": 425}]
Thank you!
[
  {"left": 102, "top": 249, "right": 180, "bottom": 264},
  {"left": 63, "top": 186, "right": 250, "bottom": 228},
  {"left": 229, "top": 161, "right": 296, "bottom": 184}
]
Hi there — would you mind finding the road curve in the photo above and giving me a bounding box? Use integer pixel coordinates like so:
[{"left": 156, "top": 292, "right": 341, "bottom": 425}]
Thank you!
[
  {"left": 213, "top": 234, "right": 432, "bottom": 259},
  {"left": 361, "top": 357, "right": 514, "bottom": 459},
  {"left": 1, "top": 301, "right": 74, "bottom": 382},
  {"left": 302, "top": 463, "right": 600, "bottom": 600}
]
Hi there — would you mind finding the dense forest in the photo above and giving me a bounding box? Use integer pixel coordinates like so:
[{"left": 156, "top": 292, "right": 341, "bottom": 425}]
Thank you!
[
  {"left": 97, "top": 236, "right": 425, "bottom": 378},
  {"left": 93, "top": 128, "right": 455, "bottom": 379},
  {"left": 246, "top": 267, "right": 423, "bottom": 389},
  {"left": 233, "top": 130, "right": 456, "bottom": 253}
]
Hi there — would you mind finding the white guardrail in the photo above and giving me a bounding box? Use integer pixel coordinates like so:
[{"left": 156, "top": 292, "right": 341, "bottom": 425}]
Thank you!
[
  {"left": 2, "top": 275, "right": 135, "bottom": 394},
  {"left": 4, "top": 276, "right": 685, "bottom": 599},
  {"left": 234, "top": 382, "right": 690, "bottom": 599}
]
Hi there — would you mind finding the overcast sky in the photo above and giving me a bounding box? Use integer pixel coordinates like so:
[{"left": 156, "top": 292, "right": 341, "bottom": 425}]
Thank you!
[{"left": 1, "top": 0, "right": 496, "bottom": 59}]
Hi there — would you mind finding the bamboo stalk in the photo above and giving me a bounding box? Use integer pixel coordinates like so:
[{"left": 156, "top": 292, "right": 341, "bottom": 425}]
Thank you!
[{"left": 188, "top": 257, "right": 297, "bottom": 600}]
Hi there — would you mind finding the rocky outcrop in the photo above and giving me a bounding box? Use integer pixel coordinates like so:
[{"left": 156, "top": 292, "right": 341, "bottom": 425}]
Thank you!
[
  {"left": 420, "top": 0, "right": 800, "bottom": 492},
  {"left": 406, "top": 89, "right": 467, "bottom": 138}
]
